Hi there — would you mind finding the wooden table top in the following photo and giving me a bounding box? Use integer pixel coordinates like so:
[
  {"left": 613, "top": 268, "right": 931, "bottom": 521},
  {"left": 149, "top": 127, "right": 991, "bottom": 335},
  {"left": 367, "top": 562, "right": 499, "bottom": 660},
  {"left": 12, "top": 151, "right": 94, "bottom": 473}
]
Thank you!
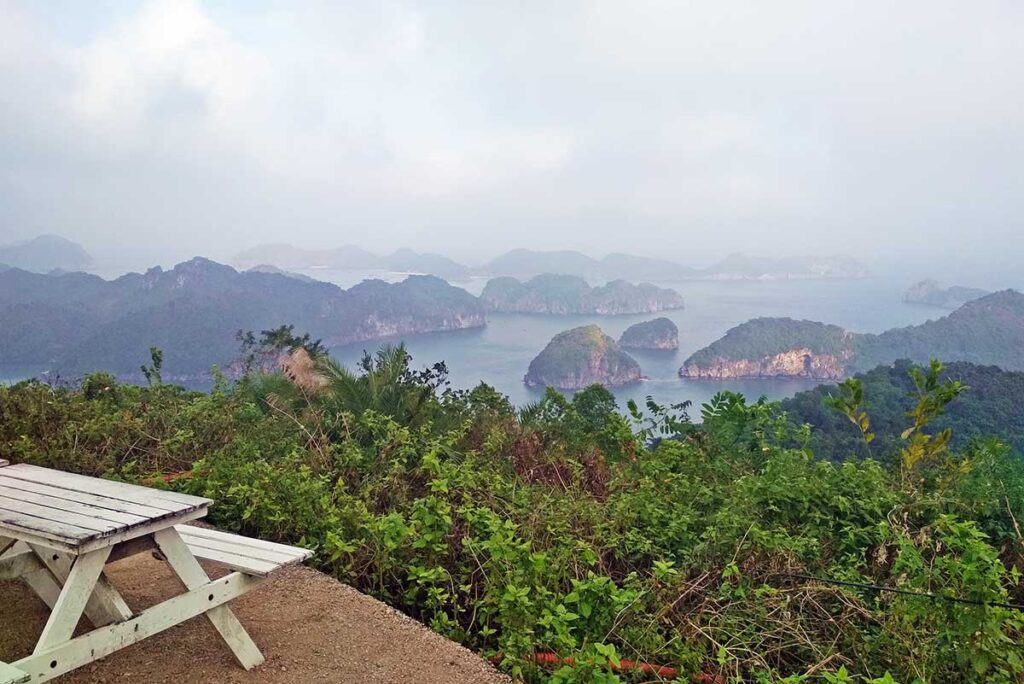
[{"left": 0, "top": 464, "right": 211, "bottom": 554}]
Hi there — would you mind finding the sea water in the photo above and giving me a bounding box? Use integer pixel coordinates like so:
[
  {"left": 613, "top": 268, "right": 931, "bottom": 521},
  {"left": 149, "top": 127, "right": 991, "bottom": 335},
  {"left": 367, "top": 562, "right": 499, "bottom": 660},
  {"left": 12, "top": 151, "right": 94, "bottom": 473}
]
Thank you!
[
  {"left": 0, "top": 273, "right": 948, "bottom": 408},
  {"left": 322, "top": 275, "right": 945, "bottom": 410}
]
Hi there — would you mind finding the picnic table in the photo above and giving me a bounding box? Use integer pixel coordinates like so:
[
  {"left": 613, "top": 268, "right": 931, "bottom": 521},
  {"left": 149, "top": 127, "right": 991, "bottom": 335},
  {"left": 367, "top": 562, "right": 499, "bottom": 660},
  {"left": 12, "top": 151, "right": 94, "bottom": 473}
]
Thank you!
[{"left": 0, "top": 462, "right": 312, "bottom": 684}]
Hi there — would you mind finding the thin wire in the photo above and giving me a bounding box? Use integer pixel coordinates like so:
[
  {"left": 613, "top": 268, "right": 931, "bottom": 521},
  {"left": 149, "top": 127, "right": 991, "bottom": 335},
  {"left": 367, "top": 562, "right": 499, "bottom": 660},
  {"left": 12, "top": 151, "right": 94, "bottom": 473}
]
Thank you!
[{"left": 787, "top": 573, "right": 1024, "bottom": 611}]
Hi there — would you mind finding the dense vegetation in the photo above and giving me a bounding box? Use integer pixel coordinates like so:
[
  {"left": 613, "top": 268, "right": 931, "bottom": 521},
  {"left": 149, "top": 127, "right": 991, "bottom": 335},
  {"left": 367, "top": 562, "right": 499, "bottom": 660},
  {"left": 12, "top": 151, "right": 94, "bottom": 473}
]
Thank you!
[
  {"left": 682, "top": 290, "right": 1024, "bottom": 377},
  {"left": 2, "top": 346, "right": 1022, "bottom": 683},
  {"left": 782, "top": 360, "right": 1024, "bottom": 461},
  {"left": 855, "top": 291, "right": 1024, "bottom": 372}
]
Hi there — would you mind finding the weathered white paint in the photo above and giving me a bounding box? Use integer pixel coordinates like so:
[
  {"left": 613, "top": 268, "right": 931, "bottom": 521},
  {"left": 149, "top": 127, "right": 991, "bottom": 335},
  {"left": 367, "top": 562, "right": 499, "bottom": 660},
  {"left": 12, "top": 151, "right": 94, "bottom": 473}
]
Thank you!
[
  {"left": 177, "top": 524, "right": 314, "bottom": 558},
  {"left": 0, "top": 484, "right": 146, "bottom": 526},
  {"left": 0, "top": 477, "right": 176, "bottom": 518},
  {"left": 154, "top": 528, "right": 266, "bottom": 669},
  {"left": 13, "top": 571, "right": 262, "bottom": 682},
  {"left": 28, "top": 543, "right": 133, "bottom": 626},
  {"left": 0, "top": 464, "right": 211, "bottom": 555},
  {"left": 0, "top": 546, "right": 43, "bottom": 580},
  {"left": 34, "top": 547, "right": 112, "bottom": 652},
  {"left": 0, "top": 464, "right": 209, "bottom": 508},
  {"left": 3, "top": 465, "right": 312, "bottom": 681},
  {"left": 0, "top": 662, "right": 28, "bottom": 684}
]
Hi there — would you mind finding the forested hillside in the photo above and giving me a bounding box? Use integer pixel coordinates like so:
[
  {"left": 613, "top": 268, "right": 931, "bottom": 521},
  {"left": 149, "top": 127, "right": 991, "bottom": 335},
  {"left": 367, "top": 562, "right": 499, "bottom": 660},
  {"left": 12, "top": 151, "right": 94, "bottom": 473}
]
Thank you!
[
  {"left": 782, "top": 360, "right": 1024, "bottom": 460},
  {"left": 682, "top": 290, "right": 1024, "bottom": 379},
  {"left": 0, "top": 258, "right": 484, "bottom": 381},
  {"left": 2, "top": 349, "right": 1021, "bottom": 683}
]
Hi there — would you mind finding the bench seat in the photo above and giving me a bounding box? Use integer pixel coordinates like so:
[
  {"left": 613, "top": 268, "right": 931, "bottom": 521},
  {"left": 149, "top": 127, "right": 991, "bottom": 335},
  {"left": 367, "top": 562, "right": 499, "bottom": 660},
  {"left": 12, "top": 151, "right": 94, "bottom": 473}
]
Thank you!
[
  {"left": 0, "top": 662, "right": 29, "bottom": 684},
  {"left": 175, "top": 525, "right": 313, "bottom": 577}
]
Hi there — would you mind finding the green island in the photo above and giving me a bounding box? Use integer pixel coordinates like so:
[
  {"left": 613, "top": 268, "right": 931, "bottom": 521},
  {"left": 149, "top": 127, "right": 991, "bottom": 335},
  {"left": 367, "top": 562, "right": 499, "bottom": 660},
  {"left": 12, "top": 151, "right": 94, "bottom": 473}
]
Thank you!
[
  {"left": 2, "top": 345, "right": 1021, "bottom": 682},
  {"left": 524, "top": 325, "right": 642, "bottom": 390},
  {"left": 681, "top": 290, "right": 1024, "bottom": 379},
  {"left": 481, "top": 274, "right": 685, "bottom": 315},
  {"left": 618, "top": 317, "right": 679, "bottom": 350}
]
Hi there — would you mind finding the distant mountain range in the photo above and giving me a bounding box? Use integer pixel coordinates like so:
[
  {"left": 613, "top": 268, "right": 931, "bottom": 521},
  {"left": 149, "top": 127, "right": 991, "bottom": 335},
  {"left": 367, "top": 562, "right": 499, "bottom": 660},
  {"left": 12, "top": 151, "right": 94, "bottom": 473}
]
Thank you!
[
  {"left": 903, "top": 279, "right": 991, "bottom": 309},
  {"left": 681, "top": 290, "right": 1024, "bottom": 379},
  {"left": 0, "top": 258, "right": 484, "bottom": 382},
  {"left": 232, "top": 244, "right": 869, "bottom": 282},
  {"left": 480, "top": 275, "right": 684, "bottom": 315},
  {"left": 232, "top": 244, "right": 470, "bottom": 280},
  {"left": 0, "top": 235, "right": 94, "bottom": 273}
]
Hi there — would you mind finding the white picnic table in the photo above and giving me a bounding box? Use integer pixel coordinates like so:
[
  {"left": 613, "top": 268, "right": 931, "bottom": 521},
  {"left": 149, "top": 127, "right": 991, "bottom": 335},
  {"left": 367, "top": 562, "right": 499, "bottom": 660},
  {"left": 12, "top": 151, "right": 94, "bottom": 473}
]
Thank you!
[{"left": 0, "top": 462, "right": 311, "bottom": 684}]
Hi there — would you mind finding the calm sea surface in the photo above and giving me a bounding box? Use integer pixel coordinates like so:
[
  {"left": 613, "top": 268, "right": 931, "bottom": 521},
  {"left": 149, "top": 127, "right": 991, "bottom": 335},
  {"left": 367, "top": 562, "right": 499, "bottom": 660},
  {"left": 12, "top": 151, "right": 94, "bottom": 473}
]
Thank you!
[
  {"left": 311, "top": 272, "right": 945, "bottom": 410},
  {"left": 1, "top": 272, "right": 947, "bottom": 410}
]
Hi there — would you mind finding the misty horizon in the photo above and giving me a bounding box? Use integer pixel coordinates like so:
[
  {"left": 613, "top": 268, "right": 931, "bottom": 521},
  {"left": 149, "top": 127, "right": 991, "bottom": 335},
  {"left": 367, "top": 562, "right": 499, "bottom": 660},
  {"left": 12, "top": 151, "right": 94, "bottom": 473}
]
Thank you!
[{"left": 1, "top": 1, "right": 1021, "bottom": 282}]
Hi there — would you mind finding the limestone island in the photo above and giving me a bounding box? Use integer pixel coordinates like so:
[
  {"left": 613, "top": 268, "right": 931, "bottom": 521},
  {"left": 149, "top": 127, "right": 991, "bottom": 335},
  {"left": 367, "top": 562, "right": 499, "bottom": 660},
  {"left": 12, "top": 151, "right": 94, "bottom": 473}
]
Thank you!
[
  {"left": 680, "top": 290, "right": 1024, "bottom": 379},
  {"left": 619, "top": 317, "right": 679, "bottom": 350},
  {"left": 525, "top": 325, "right": 642, "bottom": 390},
  {"left": 680, "top": 318, "right": 853, "bottom": 380},
  {"left": 903, "top": 279, "right": 990, "bottom": 309},
  {"left": 481, "top": 274, "right": 684, "bottom": 315}
]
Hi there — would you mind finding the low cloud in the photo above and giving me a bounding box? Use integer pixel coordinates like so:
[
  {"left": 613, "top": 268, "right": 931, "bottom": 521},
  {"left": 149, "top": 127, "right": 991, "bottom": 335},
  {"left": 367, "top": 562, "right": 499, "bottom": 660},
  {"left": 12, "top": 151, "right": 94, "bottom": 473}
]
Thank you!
[{"left": 0, "top": 0, "right": 1021, "bottom": 272}]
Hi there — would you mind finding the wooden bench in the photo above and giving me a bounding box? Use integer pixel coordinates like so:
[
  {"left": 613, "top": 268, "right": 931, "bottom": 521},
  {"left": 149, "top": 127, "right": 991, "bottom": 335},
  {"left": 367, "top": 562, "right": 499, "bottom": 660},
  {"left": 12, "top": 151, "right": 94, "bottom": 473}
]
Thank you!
[
  {"left": 0, "top": 663, "right": 28, "bottom": 684},
  {"left": 175, "top": 524, "right": 313, "bottom": 577},
  {"left": 0, "top": 464, "right": 314, "bottom": 683}
]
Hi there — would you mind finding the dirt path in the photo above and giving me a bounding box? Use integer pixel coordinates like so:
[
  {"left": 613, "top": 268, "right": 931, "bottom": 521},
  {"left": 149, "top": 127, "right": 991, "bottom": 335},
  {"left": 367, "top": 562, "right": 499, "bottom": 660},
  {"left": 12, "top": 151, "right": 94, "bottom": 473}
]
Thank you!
[{"left": 1, "top": 550, "right": 508, "bottom": 683}]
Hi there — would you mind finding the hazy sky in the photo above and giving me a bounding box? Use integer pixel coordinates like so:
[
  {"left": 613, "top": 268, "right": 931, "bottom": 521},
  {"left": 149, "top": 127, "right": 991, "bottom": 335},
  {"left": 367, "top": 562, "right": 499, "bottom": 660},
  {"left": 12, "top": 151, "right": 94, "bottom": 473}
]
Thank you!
[{"left": 0, "top": 1, "right": 1021, "bottom": 274}]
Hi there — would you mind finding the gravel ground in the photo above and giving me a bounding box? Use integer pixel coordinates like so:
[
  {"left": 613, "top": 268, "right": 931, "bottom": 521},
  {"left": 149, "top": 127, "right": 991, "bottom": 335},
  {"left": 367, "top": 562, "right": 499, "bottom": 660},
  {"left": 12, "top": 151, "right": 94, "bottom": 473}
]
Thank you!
[{"left": 0, "top": 548, "right": 508, "bottom": 684}]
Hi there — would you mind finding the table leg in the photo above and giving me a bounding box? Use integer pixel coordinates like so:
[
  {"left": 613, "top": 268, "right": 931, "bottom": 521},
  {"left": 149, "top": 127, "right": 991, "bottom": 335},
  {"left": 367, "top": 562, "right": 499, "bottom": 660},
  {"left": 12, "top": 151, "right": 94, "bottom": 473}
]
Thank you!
[
  {"left": 33, "top": 547, "right": 112, "bottom": 653},
  {"left": 0, "top": 540, "right": 62, "bottom": 612},
  {"left": 14, "top": 570, "right": 260, "bottom": 682},
  {"left": 28, "top": 544, "right": 132, "bottom": 626},
  {"left": 153, "top": 528, "right": 265, "bottom": 669}
]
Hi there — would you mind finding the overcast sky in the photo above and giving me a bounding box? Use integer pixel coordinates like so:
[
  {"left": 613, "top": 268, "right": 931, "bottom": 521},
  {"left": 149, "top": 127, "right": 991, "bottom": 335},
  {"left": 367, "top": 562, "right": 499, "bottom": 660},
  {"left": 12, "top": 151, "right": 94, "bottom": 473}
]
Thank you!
[{"left": 0, "top": 1, "right": 1021, "bottom": 274}]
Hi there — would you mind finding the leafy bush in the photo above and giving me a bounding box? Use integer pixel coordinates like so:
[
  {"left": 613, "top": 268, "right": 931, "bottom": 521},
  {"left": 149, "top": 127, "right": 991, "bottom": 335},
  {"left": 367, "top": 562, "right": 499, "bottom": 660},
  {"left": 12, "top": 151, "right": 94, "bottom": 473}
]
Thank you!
[{"left": 2, "top": 353, "right": 1022, "bottom": 682}]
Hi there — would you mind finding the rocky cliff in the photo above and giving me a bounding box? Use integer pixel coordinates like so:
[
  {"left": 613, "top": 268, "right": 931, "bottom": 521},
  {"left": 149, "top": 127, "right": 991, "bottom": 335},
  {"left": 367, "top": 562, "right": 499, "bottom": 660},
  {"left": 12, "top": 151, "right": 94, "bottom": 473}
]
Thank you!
[
  {"left": 481, "top": 274, "right": 684, "bottom": 315},
  {"left": 679, "top": 318, "right": 856, "bottom": 379},
  {"left": 619, "top": 318, "right": 679, "bottom": 350},
  {"left": 525, "top": 325, "right": 642, "bottom": 390},
  {"left": 680, "top": 348, "right": 849, "bottom": 379}
]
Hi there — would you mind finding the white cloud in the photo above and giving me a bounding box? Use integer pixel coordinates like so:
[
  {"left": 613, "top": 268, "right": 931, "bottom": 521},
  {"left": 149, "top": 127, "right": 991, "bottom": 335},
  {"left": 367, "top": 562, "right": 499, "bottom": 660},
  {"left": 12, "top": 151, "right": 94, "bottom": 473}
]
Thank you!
[
  {"left": 0, "top": 0, "right": 1021, "bottom": 268},
  {"left": 70, "top": 0, "right": 267, "bottom": 154}
]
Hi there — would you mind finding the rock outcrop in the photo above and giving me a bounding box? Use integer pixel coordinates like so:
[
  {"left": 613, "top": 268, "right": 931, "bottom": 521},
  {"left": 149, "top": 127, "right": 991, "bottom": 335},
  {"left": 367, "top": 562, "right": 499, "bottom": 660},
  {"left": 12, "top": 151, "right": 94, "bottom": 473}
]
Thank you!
[
  {"left": 679, "top": 318, "right": 856, "bottom": 379},
  {"left": 680, "top": 348, "right": 848, "bottom": 379},
  {"left": 481, "top": 274, "right": 684, "bottom": 315},
  {"left": 525, "top": 325, "right": 642, "bottom": 390},
  {"left": 619, "top": 318, "right": 679, "bottom": 350}
]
